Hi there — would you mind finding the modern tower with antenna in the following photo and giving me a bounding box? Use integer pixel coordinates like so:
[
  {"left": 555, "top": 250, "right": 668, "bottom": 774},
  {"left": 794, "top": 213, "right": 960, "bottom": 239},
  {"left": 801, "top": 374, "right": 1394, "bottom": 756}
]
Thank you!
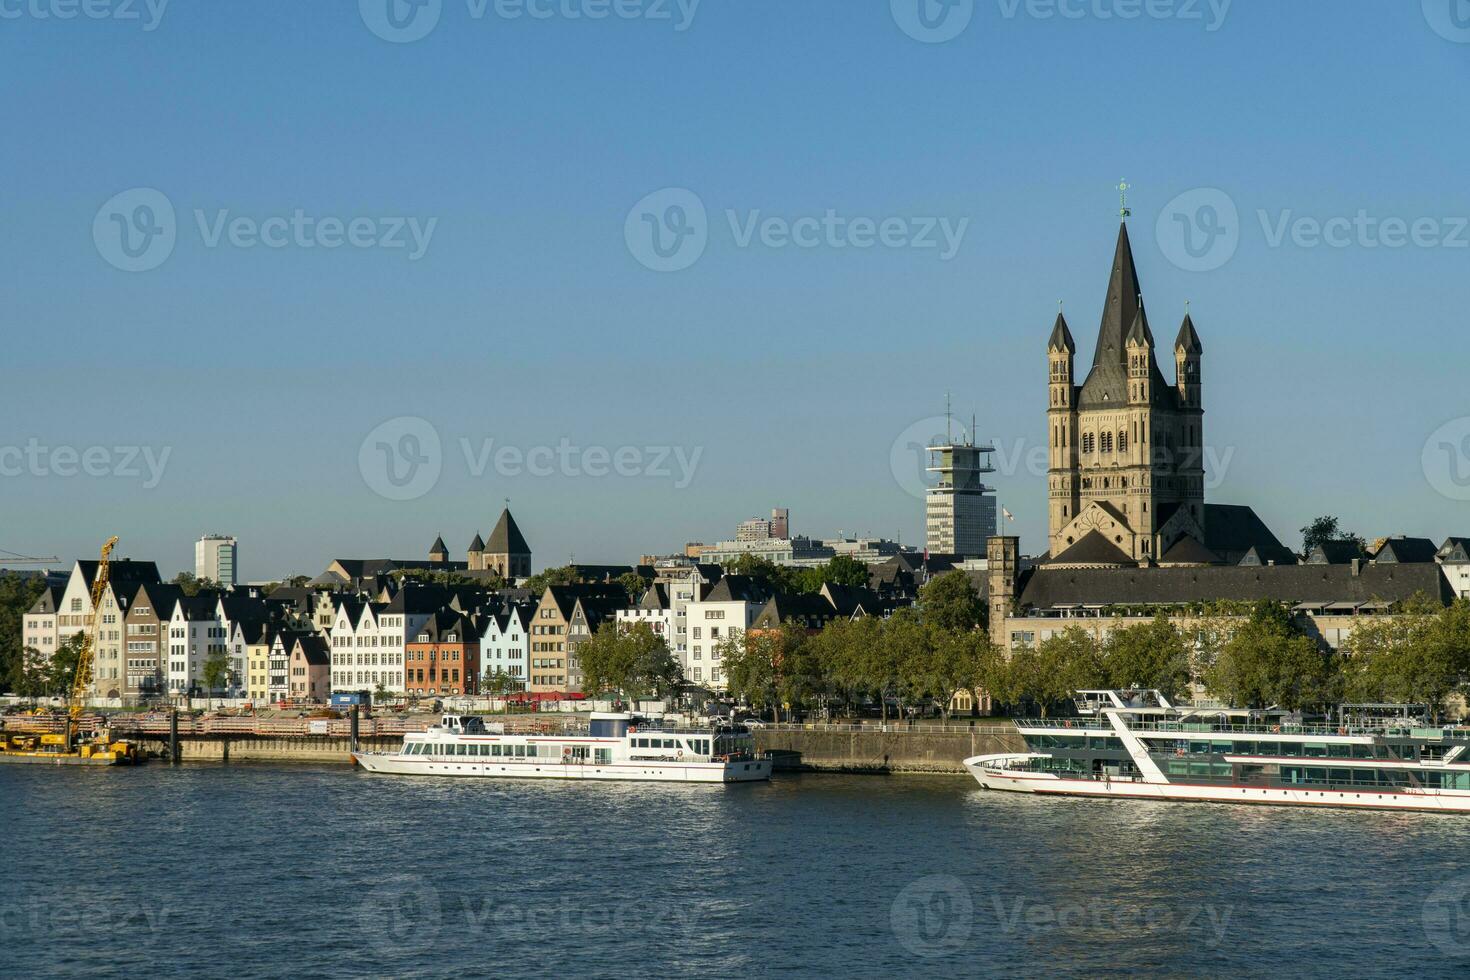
[{"left": 925, "top": 397, "right": 997, "bottom": 558}]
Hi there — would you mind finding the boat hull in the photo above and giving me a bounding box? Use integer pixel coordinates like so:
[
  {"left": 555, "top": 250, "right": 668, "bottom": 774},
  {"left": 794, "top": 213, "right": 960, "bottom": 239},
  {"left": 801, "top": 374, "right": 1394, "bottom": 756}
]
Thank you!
[
  {"left": 964, "top": 756, "right": 1470, "bottom": 812},
  {"left": 0, "top": 752, "right": 126, "bottom": 767},
  {"left": 353, "top": 752, "right": 772, "bottom": 783}
]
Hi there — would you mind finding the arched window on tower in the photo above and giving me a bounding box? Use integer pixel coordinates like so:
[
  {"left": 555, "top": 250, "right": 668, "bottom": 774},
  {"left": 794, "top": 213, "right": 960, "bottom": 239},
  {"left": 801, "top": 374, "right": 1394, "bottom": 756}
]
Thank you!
[
  {"left": 1118, "top": 431, "right": 1128, "bottom": 454},
  {"left": 1101, "top": 432, "right": 1113, "bottom": 453},
  {"left": 1083, "top": 432, "right": 1095, "bottom": 454}
]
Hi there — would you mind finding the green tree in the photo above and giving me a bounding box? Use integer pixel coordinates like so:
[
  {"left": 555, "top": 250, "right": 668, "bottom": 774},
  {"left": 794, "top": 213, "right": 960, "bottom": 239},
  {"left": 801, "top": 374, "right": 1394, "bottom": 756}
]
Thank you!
[
  {"left": 1343, "top": 597, "right": 1470, "bottom": 717},
  {"left": 0, "top": 574, "right": 47, "bottom": 692},
  {"left": 202, "top": 651, "right": 230, "bottom": 698},
  {"left": 46, "top": 633, "right": 86, "bottom": 699},
  {"left": 1203, "top": 601, "right": 1338, "bottom": 710},
  {"left": 1299, "top": 515, "right": 1367, "bottom": 559},
  {"left": 617, "top": 572, "right": 653, "bottom": 604},
  {"left": 1102, "top": 615, "right": 1192, "bottom": 699},
  {"left": 718, "top": 630, "right": 780, "bottom": 719},
  {"left": 521, "top": 566, "right": 583, "bottom": 595},
  {"left": 913, "top": 627, "right": 994, "bottom": 720},
  {"left": 919, "top": 571, "right": 985, "bottom": 634},
  {"left": 577, "top": 622, "right": 682, "bottom": 701},
  {"left": 172, "top": 572, "right": 222, "bottom": 597}
]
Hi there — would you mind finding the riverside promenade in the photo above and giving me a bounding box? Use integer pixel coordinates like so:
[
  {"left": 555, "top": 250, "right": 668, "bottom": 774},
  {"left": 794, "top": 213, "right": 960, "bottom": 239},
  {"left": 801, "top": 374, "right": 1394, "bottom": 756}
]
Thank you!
[{"left": 1, "top": 713, "right": 1025, "bottom": 772}]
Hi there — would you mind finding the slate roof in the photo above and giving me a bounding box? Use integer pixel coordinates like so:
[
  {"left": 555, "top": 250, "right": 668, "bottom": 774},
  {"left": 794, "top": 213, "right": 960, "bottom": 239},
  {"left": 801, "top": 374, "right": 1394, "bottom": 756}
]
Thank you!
[
  {"left": 429, "top": 536, "right": 449, "bottom": 556},
  {"left": 1373, "top": 537, "right": 1439, "bottom": 564},
  {"left": 1203, "top": 505, "right": 1296, "bottom": 566},
  {"left": 638, "top": 583, "right": 671, "bottom": 610},
  {"left": 701, "top": 575, "right": 769, "bottom": 604},
  {"left": 291, "top": 634, "right": 331, "bottom": 667},
  {"left": 1439, "top": 538, "right": 1470, "bottom": 563},
  {"left": 26, "top": 585, "right": 65, "bottom": 615},
  {"left": 411, "top": 610, "right": 476, "bottom": 643},
  {"left": 1018, "top": 562, "right": 1451, "bottom": 611},
  {"left": 75, "top": 559, "right": 161, "bottom": 589},
  {"left": 753, "top": 593, "right": 840, "bottom": 629},
  {"left": 468, "top": 533, "right": 485, "bottom": 553},
  {"left": 1158, "top": 536, "right": 1221, "bottom": 566},
  {"left": 1175, "top": 313, "right": 1203, "bottom": 353},
  {"left": 486, "top": 509, "right": 530, "bottom": 555},
  {"left": 1049, "top": 531, "right": 1134, "bottom": 567},
  {"left": 1048, "top": 311, "right": 1076, "bottom": 354},
  {"left": 1306, "top": 540, "right": 1365, "bottom": 565}
]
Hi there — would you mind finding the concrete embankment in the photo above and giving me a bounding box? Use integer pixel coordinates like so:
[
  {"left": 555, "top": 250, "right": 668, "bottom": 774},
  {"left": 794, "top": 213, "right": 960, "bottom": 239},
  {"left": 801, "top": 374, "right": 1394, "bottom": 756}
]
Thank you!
[
  {"left": 754, "top": 725, "right": 1026, "bottom": 774},
  {"left": 118, "top": 727, "right": 1026, "bottom": 772},
  {"left": 153, "top": 735, "right": 401, "bottom": 764}
]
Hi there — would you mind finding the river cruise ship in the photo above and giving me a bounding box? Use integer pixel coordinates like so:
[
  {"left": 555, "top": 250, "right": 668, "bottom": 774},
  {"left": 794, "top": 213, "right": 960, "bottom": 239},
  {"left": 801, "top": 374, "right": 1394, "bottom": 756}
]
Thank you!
[
  {"left": 353, "top": 712, "right": 772, "bottom": 783},
  {"left": 965, "top": 690, "right": 1470, "bottom": 812}
]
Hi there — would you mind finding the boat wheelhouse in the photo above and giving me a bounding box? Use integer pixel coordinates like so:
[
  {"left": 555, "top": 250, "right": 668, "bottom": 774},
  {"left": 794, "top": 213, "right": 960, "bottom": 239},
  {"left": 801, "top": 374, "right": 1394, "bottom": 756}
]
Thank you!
[
  {"left": 965, "top": 690, "right": 1470, "bottom": 811},
  {"left": 353, "top": 712, "right": 772, "bottom": 783}
]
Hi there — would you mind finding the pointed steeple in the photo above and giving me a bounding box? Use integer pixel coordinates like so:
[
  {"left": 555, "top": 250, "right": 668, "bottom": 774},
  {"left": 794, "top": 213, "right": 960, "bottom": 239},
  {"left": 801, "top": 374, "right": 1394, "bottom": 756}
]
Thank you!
[
  {"left": 1174, "top": 312, "right": 1203, "bottom": 354},
  {"left": 468, "top": 533, "right": 485, "bottom": 553},
  {"left": 486, "top": 508, "right": 530, "bottom": 556},
  {"left": 1093, "top": 222, "right": 1144, "bottom": 370},
  {"left": 1125, "top": 302, "right": 1153, "bottom": 348},
  {"left": 1048, "top": 311, "right": 1076, "bottom": 354}
]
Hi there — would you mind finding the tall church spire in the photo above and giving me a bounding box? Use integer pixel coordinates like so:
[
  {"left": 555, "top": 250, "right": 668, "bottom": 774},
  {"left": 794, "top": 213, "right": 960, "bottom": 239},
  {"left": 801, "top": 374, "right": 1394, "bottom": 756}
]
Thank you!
[{"left": 1093, "top": 222, "right": 1143, "bottom": 371}]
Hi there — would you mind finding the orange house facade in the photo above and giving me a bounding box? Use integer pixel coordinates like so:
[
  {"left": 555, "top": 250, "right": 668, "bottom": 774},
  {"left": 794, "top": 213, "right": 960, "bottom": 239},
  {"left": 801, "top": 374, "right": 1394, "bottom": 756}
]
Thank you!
[{"left": 405, "top": 611, "right": 480, "bottom": 697}]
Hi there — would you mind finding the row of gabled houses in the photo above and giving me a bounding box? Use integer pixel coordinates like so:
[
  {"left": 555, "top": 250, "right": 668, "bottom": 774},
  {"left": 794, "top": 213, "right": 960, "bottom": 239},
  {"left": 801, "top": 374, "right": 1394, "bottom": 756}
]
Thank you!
[{"left": 19, "top": 539, "right": 918, "bottom": 706}]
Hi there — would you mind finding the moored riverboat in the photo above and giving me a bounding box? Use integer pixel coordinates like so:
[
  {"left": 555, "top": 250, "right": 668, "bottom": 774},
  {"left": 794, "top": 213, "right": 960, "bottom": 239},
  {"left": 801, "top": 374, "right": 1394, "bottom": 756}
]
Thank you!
[
  {"left": 966, "top": 690, "right": 1470, "bottom": 812},
  {"left": 353, "top": 712, "right": 772, "bottom": 783}
]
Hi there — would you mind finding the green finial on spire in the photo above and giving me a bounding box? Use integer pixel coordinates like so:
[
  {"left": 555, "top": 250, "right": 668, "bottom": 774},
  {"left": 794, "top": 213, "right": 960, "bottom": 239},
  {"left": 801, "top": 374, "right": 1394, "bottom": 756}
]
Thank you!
[{"left": 1118, "top": 178, "right": 1131, "bottom": 219}]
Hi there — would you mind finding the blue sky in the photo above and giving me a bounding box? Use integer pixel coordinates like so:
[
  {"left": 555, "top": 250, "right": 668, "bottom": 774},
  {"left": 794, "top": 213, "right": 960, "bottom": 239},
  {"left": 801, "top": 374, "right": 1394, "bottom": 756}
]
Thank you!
[{"left": 3, "top": 0, "right": 1470, "bottom": 579}]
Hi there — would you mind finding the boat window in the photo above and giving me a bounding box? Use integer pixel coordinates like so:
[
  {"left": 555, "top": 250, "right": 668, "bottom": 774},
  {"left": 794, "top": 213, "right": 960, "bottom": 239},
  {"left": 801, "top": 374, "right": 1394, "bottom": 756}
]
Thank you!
[
  {"left": 1329, "top": 769, "right": 1353, "bottom": 784},
  {"left": 1303, "top": 743, "right": 1328, "bottom": 758},
  {"left": 1210, "top": 742, "right": 1231, "bottom": 754},
  {"left": 1188, "top": 741, "right": 1210, "bottom": 755}
]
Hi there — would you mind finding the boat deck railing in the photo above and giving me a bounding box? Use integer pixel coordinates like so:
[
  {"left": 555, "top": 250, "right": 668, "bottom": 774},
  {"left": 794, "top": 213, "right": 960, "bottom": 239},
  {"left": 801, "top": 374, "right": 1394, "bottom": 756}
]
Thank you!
[{"left": 1015, "top": 717, "right": 1466, "bottom": 739}]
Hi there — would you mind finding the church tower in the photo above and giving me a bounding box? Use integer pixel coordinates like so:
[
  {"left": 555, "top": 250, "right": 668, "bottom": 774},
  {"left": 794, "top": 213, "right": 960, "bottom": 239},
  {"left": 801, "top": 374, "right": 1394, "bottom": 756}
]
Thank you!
[
  {"left": 1047, "top": 311, "right": 1079, "bottom": 547},
  {"left": 1046, "top": 219, "right": 1208, "bottom": 564}
]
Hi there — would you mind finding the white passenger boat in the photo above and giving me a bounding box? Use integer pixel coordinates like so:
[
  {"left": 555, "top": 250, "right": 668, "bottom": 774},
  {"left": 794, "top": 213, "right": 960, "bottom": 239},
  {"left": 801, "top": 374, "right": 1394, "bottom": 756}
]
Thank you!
[
  {"left": 353, "top": 712, "right": 772, "bottom": 783},
  {"left": 965, "top": 690, "right": 1470, "bottom": 812}
]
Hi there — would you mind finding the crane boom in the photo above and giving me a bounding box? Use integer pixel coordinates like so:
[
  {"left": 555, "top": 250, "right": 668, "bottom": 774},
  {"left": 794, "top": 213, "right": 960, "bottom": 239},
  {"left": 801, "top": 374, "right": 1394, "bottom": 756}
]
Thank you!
[{"left": 69, "top": 536, "right": 120, "bottom": 740}]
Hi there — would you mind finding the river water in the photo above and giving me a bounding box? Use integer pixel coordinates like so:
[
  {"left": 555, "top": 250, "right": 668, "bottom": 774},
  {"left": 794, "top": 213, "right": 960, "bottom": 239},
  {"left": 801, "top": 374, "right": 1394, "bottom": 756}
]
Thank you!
[{"left": 3, "top": 763, "right": 1470, "bottom": 978}]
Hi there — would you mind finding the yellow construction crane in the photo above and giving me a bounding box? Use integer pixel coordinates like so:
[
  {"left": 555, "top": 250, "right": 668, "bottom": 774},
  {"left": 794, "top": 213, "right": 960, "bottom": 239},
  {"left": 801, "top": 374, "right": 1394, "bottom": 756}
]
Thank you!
[
  {"left": 0, "top": 535, "right": 140, "bottom": 766},
  {"left": 68, "top": 535, "right": 120, "bottom": 748}
]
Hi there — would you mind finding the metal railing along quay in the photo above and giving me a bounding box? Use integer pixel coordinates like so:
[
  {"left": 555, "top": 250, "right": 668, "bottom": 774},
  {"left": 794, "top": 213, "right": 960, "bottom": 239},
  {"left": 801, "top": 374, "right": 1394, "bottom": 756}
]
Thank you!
[{"left": 755, "top": 721, "right": 1018, "bottom": 735}]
